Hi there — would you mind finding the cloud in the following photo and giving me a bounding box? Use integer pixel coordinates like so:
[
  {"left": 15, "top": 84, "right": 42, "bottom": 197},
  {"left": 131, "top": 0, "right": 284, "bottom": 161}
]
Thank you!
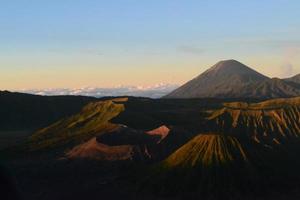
[
  {"left": 16, "top": 84, "right": 178, "bottom": 99},
  {"left": 177, "top": 45, "right": 204, "bottom": 55},
  {"left": 227, "top": 38, "right": 300, "bottom": 78},
  {"left": 279, "top": 46, "right": 300, "bottom": 78},
  {"left": 280, "top": 62, "right": 295, "bottom": 78}
]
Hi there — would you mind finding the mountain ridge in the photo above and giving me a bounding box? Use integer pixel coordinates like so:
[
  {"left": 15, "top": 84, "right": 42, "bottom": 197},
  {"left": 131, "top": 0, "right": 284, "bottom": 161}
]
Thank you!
[
  {"left": 284, "top": 73, "right": 300, "bottom": 84},
  {"left": 165, "top": 60, "right": 300, "bottom": 99}
]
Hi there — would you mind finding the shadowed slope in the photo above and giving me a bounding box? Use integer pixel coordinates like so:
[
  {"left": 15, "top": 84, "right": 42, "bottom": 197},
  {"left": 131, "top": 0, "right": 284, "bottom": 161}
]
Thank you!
[
  {"left": 0, "top": 91, "right": 96, "bottom": 131},
  {"left": 284, "top": 73, "right": 300, "bottom": 84},
  {"left": 235, "top": 78, "right": 300, "bottom": 98}
]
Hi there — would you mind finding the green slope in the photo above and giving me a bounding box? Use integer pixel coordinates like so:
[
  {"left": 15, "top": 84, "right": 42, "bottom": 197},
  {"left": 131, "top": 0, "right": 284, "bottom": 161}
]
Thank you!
[
  {"left": 28, "top": 100, "right": 125, "bottom": 150},
  {"left": 141, "top": 133, "right": 259, "bottom": 199},
  {"left": 163, "top": 134, "right": 248, "bottom": 168}
]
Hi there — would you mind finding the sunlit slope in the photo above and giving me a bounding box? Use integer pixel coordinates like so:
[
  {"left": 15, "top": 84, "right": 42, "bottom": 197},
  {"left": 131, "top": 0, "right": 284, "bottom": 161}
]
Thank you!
[
  {"left": 66, "top": 137, "right": 141, "bottom": 161},
  {"left": 144, "top": 97, "right": 300, "bottom": 198},
  {"left": 143, "top": 134, "right": 259, "bottom": 199},
  {"left": 29, "top": 100, "right": 125, "bottom": 150},
  {"left": 223, "top": 96, "right": 300, "bottom": 109},
  {"left": 164, "top": 134, "right": 248, "bottom": 168},
  {"left": 207, "top": 97, "right": 300, "bottom": 145},
  {"left": 65, "top": 125, "right": 170, "bottom": 161}
]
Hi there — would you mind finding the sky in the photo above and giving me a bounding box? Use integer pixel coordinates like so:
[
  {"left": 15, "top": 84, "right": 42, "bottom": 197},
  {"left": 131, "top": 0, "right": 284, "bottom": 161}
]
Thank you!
[{"left": 1, "top": 0, "right": 300, "bottom": 90}]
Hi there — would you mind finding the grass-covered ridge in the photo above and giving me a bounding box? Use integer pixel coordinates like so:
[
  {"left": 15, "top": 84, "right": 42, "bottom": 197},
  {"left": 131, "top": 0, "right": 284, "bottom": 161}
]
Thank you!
[
  {"left": 141, "top": 133, "right": 257, "bottom": 199},
  {"left": 163, "top": 134, "right": 248, "bottom": 168},
  {"left": 223, "top": 96, "right": 300, "bottom": 110},
  {"left": 29, "top": 100, "right": 125, "bottom": 150}
]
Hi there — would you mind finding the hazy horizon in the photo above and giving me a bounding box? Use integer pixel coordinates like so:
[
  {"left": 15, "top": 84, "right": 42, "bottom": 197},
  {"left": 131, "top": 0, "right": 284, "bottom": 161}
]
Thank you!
[{"left": 1, "top": 1, "right": 300, "bottom": 90}]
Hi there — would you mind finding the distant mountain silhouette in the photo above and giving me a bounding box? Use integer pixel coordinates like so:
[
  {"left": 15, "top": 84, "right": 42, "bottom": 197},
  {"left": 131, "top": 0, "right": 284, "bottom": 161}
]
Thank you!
[
  {"left": 0, "top": 91, "right": 96, "bottom": 131},
  {"left": 164, "top": 60, "right": 300, "bottom": 99}
]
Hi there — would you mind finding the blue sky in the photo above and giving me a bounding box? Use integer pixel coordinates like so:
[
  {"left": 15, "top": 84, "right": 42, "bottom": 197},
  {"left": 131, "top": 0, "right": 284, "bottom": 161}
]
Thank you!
[{"left": 1, "top": 0, "right": 300, "bottom": 89}]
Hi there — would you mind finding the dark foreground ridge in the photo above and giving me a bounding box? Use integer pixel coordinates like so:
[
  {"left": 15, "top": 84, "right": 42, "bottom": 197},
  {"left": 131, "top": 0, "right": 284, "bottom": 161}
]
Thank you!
[{"left": 3, "top": 93, "right": 300, "bottom": 199}]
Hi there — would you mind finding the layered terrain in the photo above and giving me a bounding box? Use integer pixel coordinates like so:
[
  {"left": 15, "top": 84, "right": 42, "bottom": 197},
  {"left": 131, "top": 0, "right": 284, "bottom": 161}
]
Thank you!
[
  {"left": 141, "top": 98, "right": 300, "bottom": 199},
  {"left": 206, "top": 97, "right": 300, "bottom": 146},
  {"left": 3, "top": 81, "right": 300, "bottom": 199}
]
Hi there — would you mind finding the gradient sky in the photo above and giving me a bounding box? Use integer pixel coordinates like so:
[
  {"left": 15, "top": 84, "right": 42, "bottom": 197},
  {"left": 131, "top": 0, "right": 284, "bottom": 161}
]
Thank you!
[{"left": 1, "top": 0, "right": 300, "bottom": 90}]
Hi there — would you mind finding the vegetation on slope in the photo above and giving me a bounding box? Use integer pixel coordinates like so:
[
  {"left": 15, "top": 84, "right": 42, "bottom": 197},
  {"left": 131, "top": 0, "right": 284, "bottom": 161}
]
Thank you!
[
  {"left": 163, "top": 134, "right": 248, "bottom": 168},
  {"left": 141, "top": 133, "right": 260, "bottom": 199},
  {"left": 28, "top": 100, "right": 125, "bottom": 150}
]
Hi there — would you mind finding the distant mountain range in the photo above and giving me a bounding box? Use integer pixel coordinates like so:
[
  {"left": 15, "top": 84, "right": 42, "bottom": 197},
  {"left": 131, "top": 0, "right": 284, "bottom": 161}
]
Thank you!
[{"left": 165, "top": 60, "right": 300, "bottom": 99}]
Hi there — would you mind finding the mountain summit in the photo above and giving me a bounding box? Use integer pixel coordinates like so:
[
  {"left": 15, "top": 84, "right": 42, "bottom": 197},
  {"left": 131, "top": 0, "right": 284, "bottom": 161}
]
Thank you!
[
  {"left": 204, "top": 59, "right": 267, "bottom": 78},
  {"left": 164, "top": 60, "right": 300, "bottom": 99}
]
